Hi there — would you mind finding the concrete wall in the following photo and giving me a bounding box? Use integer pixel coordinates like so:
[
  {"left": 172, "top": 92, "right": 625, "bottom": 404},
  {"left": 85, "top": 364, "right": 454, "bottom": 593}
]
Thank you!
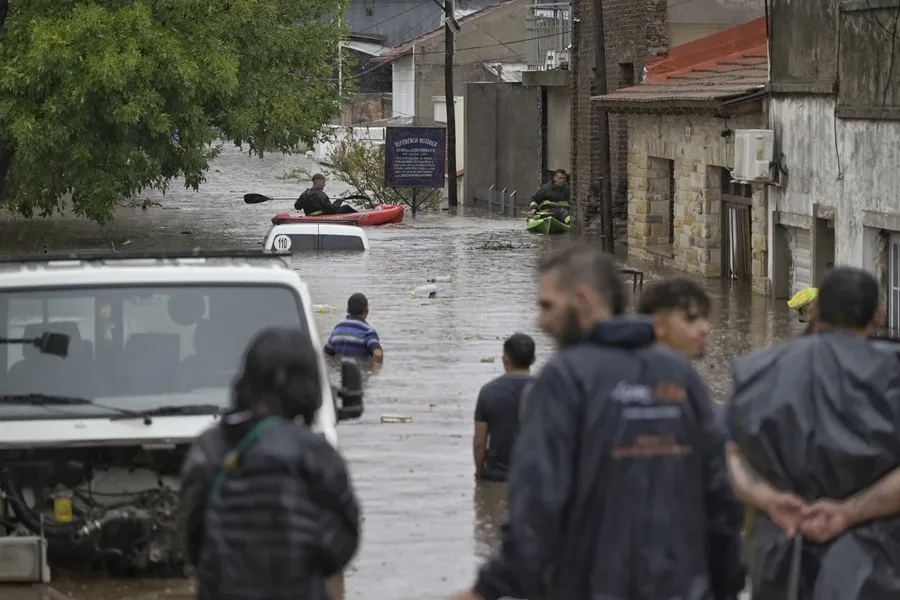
[
  {"left": 339, "top": 93, "right": 392, "bottom": 125},
  {"left": 546, "top": 86, "right": 571, "bottom": 173},
  {"left": 626, "top": 111, "right": 769, "bottom": 294},
  {"left": 465, "top": 82, "right": 541, "bottom": 208},
  {"left": 668, "top": 0, "right": 764, "bottom": 46},
  {"left": 769, "top": 96, "right": 900, "bottom": 282},
  {"left": 414, "top": 0, "right": 530, "bottom": 121}
]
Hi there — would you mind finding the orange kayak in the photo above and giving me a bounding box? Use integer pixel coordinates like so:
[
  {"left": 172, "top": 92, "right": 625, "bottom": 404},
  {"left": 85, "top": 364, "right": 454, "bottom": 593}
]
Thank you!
[{"left": 271, "top": 204, "right": 405, "bottom": 227}]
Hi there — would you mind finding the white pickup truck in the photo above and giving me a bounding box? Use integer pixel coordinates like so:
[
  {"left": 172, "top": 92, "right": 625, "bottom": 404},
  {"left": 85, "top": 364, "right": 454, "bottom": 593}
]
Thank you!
[{"left": 0, "top": 249, "right": 362, "bottom": 589}]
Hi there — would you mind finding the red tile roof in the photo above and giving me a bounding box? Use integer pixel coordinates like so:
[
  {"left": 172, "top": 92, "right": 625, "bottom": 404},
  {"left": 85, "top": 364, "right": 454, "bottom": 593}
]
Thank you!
[
  {"left": 593, "top": 17, "right": 768, "bottom": 112},
  {"left": 374, "top": 0, "right": 518, "bottom": 64}
]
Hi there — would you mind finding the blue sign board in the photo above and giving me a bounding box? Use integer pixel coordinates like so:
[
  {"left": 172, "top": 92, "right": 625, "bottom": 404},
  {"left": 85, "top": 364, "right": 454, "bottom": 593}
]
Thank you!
[{"left": 384, "top": 127, "right": 447, "bottom": 189}]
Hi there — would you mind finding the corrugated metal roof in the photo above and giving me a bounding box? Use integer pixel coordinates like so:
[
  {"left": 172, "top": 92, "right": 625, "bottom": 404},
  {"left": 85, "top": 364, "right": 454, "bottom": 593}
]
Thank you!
[
  {"left": 593, "top": 17, "right": 768, "bottom": 111},
  {"left": 374, "top": 1, "right": 519, "bottom": 64},
  {"left": 483, "top": 62, "right": 527, "bottom": 83},
  {"left": 343, "top": 40, "right": 390, "bottom": 57}
]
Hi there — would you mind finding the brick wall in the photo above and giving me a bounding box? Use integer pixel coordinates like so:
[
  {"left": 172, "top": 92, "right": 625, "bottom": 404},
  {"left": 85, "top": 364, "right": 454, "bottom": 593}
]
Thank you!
[{"left": 570, "top": 0, "right": 668, "bottom": 240}]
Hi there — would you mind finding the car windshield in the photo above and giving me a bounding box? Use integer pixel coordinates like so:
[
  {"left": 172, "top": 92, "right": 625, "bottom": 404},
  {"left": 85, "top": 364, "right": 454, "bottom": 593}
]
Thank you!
[{"left": 0, "top": 284, "right": 307, "bottom": 419}]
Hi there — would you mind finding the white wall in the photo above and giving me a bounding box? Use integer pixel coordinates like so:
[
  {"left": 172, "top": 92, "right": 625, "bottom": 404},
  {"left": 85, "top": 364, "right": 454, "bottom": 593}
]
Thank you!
[
  {"left": 392, "top": 54, "right": 416, "bottom": 118},
  {"left": 433, "top": 95, "right": 465, "bottom": 171},
  {"left": 770, "top": 96, "right": 900, "bottom": 268}
]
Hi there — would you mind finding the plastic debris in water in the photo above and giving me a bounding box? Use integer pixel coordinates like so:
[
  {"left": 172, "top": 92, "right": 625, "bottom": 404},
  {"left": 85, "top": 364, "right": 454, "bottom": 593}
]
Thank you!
[
  {"left": 381, "top": 415, "right": 413, "bottom": 424},
  {"left": 313, "top": 304, "right": 337, "bottom": 313},
  {"left": 426, "top": 276, "right": 452, "bottom": 283},
  {"left": 410, "top": 284, "right": 437, "bottom": 299},
  {"left": 480, "top": 357, "right": 495, "bottom": 363}
]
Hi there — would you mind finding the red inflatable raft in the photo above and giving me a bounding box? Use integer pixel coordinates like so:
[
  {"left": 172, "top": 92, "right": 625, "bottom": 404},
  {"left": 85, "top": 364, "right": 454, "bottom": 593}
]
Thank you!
[{"left": 271, "top": 204, "right": 405, "bottom": 227}]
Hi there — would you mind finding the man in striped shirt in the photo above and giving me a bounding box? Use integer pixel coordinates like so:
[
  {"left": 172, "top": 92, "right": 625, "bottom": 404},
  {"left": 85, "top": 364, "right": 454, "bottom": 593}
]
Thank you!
[{"left": 324, "top": 293, "right": 384, "bottom": 362}]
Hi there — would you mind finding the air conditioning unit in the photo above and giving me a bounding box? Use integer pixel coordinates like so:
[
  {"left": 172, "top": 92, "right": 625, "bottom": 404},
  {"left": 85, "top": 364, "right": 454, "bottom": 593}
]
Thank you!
[
  {"left": 545, "top": 50, "right": 569, "bottom": 70},
  {"left": 733, "top": 129, "right": 775, "bottom": 182}
]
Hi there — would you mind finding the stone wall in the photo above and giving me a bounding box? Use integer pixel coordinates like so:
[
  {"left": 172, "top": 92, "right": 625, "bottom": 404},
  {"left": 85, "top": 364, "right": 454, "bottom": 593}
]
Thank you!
[{"left": 626, "top": 110, "right": 770, "bottom": 294}]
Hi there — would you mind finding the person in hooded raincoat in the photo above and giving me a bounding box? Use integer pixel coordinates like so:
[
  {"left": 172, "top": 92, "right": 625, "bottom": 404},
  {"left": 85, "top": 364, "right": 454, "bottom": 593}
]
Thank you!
[
  {"left": 179, "top": 327, "right": 360, "bottom": 600},
  {"left": 449, "top": 242, "right": 746, "bottom": 600},
  {"left": 722, "top": 267, "right": 900, "bottom": 600}
]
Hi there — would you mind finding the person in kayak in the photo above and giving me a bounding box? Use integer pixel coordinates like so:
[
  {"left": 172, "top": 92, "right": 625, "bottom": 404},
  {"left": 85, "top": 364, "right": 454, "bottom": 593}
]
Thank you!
[
  {"left": 528, "top": 168, "right": 571, "bottom": 224},
  {"left": 722, "top": 267, "right": 900, "bottom": 600},
  {"left": 294, "top": 173, "right": 357, "bottom": 216},
  {"left": 179, "top": 327, "right": 360, "bottom": 600},
  {"left": 450, "top": 243, "right": 745, "bottom": 600}
]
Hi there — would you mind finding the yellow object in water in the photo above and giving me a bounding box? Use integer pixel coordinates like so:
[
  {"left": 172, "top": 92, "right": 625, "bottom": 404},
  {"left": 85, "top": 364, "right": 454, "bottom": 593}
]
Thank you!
[
  {"left": 54, "top": 497, "right": 73, "bottom": 523},
  {"left": 787, "top": 287, "right": 818, "bottom": 310}
]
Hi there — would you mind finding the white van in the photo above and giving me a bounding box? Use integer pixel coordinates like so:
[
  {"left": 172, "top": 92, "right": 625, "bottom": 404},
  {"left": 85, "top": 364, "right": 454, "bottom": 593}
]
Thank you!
[{"left": 0, "top": 249, "right": 362, "bottom": 587}]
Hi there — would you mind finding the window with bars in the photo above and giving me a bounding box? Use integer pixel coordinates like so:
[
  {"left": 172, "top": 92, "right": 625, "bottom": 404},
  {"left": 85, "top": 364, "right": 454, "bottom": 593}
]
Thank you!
[{"left": 889, "top": 234, "right": 900, "bottom": 331}]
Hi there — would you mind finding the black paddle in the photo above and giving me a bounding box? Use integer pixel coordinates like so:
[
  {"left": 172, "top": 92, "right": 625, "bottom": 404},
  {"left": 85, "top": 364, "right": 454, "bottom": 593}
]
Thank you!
[{"left": 244, "top": 193, "right": 277, "bottom": 204}]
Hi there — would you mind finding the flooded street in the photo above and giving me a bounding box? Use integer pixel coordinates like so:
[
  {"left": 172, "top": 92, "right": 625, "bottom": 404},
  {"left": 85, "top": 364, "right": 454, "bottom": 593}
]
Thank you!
[{"left": 1, "top": 144, "right": 803, "bottom": 599}]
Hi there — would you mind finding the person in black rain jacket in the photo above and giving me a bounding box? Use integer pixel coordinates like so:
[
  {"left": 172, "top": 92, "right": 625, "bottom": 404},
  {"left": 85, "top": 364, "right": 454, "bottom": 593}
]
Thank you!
[
  {"left": 180, "top": 327, "right": 360, "bottom": 600},
  {"left": 295, "top": 173, "right": 356, "bottom": 216},
  {"left": 450, "top": 243, "right": 745, "bottom": 600}
]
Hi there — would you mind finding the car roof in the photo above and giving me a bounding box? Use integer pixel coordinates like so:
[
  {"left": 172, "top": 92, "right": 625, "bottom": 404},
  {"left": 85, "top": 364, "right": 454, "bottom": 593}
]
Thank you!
[{"left": 0, "top": 250, "right": 305, "bottom": 290}]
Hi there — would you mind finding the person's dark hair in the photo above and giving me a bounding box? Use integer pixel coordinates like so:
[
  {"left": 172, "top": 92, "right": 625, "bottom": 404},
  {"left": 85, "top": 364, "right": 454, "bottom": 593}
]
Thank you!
[
  {"left": 554, "top": 168, "right": 567, "bottom": 177},
  {"left": 538, "top": 242, "right": 626, "bottom": 315},
  {"left": 816, "top": 266, "right": 880, "bottom": 330},
  {"left": 311, "top": 173, "right": 326, "bottom": 183},
  {"left": 637, "top": 278, "right": 711, "bottom": 317},
  {"left": 233, "top": 327, "right": 322, "bottom": 424},
  {"left": 347, "top": 293, "right": 368, "bottom": 317},
  {"left": 503, "top": 332, "right": 536, "bottom": 369}
]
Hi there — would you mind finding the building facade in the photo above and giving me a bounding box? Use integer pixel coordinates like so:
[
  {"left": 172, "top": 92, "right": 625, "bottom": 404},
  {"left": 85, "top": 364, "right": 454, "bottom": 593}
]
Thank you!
[
  {"left": 595, "top": 19, "right": 770, "bottom": 293},
  {"left": 767, "top": 0, "right": 900, "bottom": 327},
  {"left": 569, "top": 0, "right": 764, "bottom": 240}
]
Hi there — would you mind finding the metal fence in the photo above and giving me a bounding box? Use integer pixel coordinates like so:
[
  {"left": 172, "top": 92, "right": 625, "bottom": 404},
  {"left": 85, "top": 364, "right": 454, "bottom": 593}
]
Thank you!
[
  {"left": 475, "top": 185, "right": 519, "bottom": 217},
  {"left": 526, "top": 2, "right": 572, "bottom": 71}
]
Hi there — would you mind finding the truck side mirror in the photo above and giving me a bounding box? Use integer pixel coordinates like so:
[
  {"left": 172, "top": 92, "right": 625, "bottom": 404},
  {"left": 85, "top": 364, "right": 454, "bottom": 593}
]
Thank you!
[{"left": 336, "top": 357, "right": 363, "bottom": 421}]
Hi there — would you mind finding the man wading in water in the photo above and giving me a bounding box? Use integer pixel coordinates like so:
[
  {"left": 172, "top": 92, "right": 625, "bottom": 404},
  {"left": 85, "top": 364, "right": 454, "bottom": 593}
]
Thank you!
[
  {"left": 295, "top": 173, "right": 357, "bottom": 216},
  {"left": 450, "top": 243, "right": 745, "bottom": 600},
  {"left": 473, "top": 333, "right": 536, "bottom": 482}
]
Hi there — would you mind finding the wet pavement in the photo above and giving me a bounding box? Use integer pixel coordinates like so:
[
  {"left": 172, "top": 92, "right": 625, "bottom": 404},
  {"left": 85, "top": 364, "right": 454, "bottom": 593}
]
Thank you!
[{"left": 0, "top": 144, "right": 802, "bottom": 599}]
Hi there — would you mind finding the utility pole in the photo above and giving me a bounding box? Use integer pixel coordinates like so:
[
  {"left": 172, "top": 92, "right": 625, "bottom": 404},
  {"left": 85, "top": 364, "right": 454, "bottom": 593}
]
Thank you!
[
  {"left": 444, "top": 0, "right": 458, "bottom": 207},
  {"left": 591, "top": 0, "right": 615, "bottom": 253}
]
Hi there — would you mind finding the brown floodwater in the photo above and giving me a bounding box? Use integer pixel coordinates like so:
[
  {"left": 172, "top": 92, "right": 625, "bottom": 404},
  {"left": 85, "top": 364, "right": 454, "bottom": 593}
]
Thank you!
[{"left": 0, "top": 144, "right": 801, "bottom": 599}]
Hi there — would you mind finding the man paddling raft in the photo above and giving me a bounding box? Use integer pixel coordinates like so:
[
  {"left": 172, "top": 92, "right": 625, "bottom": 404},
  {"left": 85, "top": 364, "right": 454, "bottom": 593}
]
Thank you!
[{"left": 294, "top": 173, "right": 357, "bottom": 216}]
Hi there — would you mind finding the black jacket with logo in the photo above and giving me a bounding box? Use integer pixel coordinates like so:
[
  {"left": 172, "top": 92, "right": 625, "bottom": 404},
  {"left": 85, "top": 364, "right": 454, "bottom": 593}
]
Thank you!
[
  {"left": 473, "top": 318, "right": 745, "bottom": 600},
  {"left": 180, "top": 412, "right": 360, "bottom": 600}
]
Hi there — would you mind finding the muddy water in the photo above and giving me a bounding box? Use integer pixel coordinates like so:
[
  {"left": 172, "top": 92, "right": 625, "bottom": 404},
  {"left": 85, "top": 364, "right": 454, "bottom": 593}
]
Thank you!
[{"left": 0, "top": 144, "right": 802, "bottom": 599}]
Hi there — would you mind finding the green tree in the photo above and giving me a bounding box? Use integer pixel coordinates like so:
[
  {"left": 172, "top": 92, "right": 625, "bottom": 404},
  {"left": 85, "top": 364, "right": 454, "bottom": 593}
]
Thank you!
[{"left": 0, "top": 0, "right": 348, "bottom": 223}]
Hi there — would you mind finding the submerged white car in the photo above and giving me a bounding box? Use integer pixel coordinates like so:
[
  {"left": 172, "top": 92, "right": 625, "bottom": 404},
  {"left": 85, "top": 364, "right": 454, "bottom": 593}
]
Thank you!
[{"left": 0, "top": 249, "right": 363, "bottom": 583}]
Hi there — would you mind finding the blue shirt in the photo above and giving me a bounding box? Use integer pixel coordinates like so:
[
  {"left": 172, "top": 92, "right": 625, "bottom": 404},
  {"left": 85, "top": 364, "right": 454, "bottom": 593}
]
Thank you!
[{"left": 325, "top": 315, "right": 381, "bottom": 358}]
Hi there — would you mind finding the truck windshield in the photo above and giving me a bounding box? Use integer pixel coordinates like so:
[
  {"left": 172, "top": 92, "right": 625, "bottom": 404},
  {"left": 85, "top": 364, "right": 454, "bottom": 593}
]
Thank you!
[{"left": 0, "top": 285, "right": 306, "bottom": 420}]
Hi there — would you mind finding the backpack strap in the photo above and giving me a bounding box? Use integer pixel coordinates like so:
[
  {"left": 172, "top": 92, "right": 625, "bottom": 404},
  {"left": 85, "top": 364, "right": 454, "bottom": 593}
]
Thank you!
[{"left": 207, "top": 416, "right": 284, "bottom": 503}]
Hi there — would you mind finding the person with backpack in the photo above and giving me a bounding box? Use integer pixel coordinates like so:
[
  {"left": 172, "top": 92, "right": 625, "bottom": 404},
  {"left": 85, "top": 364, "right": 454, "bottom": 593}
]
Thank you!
[{"left": 179, "top": 327, "right": 360, "bottom": 600}]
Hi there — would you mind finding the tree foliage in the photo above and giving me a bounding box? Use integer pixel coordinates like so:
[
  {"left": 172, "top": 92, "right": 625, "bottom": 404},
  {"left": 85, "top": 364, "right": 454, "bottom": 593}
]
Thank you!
[
  {"left": 0, "top": 0, "right": 349, "bottom": 223},
  {"left": 280, "top": 127, "right": 441, "bottom": 211}
]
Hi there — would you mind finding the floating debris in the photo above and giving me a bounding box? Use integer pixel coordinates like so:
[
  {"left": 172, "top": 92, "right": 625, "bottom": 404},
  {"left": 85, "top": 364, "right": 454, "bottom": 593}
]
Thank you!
[{"left": 381, "top": 415, "right": 413, "bottom": 424}]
